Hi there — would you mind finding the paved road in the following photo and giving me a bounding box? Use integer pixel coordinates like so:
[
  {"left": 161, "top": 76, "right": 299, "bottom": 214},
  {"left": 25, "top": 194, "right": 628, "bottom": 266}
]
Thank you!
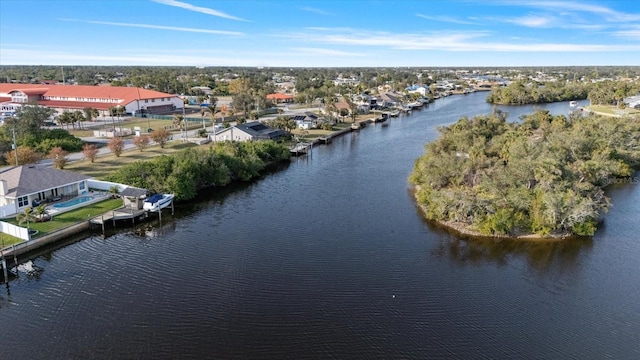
[{"left": 41, "top": 109, "right": 314, "bottom": 167}]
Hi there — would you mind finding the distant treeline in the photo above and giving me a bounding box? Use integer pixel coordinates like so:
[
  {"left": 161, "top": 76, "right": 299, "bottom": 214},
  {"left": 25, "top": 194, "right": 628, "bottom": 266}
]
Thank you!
[
  {"left": 487, "top": 80, "right": 640, "bottom": 106},
  {"left": 105, "top": 141, "right": 290, "bottom": 201},
  {"left": 409, "top": 110, "right": 640, "bottom": 237}
]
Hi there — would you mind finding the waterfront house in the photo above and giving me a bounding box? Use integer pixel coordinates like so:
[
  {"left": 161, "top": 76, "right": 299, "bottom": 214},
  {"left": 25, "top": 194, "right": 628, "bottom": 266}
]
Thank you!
[
  {"left": 378, "top": 92, "right": 403, "bottom": 108},
  {"left": 291, "top": 112, "right": 320, "bottom": 130},
  {"left": 210, "top": 121, "right": 287, "bottom": 142},
  {"left": 406, "top": 85, "right": 429, "bottom": 97},
  {"left": 0, "top": 165, "right": 92, "bottom": 217}
]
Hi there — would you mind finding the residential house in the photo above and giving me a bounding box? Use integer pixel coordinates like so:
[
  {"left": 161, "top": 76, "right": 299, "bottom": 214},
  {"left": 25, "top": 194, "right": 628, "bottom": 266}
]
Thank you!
[
  {"left": 623, "top": 95, "right": 640, "bottom": 108},
  {"left": 291, "top": 112, "right": 320, "bottom": 130},
  {"left": 0, "top": 165, "right": 92, "bottom": 217},
  {"left": 378, "top": 92, "right": 404, "bottom": 108},
  {"left": 210, "top": 121, "right": 287, "bottom": 142},
  {"left": 406, "top": 85, "right": 429, "bottom": 97}
]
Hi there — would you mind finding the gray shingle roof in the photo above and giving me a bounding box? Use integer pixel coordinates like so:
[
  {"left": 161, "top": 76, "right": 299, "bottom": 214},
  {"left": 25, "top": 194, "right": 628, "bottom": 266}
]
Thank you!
[
  {"left": 235, "top": 121, "right": 287, "bottom": 140},
  {"left": 0, "top": 165, "right": 91, "bottom": 198}
]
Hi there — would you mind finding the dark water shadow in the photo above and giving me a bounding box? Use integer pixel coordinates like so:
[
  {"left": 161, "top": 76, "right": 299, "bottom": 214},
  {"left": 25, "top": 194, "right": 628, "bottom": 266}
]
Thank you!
[{"left": 409, "top": 194, "right": 593, "bottom": 272}]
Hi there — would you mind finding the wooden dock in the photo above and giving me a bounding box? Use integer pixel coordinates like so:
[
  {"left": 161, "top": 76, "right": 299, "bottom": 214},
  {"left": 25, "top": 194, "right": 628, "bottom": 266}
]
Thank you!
[
  {"left": 90, "top": 207, "right": 148, "bottom": 226},
  {"left": 290, "top": 142, "right": 313, "bottom": 156}
]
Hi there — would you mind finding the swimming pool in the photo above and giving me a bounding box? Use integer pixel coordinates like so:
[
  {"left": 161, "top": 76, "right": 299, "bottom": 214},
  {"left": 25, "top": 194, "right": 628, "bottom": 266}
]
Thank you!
[{"left": 52, "top": 196, "right": 94, "bottom": 208}]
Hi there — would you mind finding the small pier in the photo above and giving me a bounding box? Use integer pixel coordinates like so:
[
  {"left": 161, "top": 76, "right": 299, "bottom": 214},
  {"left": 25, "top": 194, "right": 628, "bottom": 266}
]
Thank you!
[
  {"left": 90, "top": 207, "right": 148, "bottom": 226},
  {"left": 290, "top": 142, "right": 313, "bottom": 156}
]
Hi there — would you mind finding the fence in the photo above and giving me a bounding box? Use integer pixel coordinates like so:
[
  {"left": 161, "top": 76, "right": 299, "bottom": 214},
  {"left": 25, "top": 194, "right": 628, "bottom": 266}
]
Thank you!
[
  {"left": 0, "top": 203, "right": 16, "bottom": 218},
  {"left": 0, "top": 220, "right": 29, "bottom": 241},
  {"left": 143, "top": 108, "right": 278, "bottom": 123}
]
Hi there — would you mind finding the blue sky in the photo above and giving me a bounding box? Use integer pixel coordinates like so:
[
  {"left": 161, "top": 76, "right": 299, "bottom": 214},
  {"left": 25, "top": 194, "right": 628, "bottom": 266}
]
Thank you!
[{"left": 1, "top": 0, "right": 639, "bottom": 67}]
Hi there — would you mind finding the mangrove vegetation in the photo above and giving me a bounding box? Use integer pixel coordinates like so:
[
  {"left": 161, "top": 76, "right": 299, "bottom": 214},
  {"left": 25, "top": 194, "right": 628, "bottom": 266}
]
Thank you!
[
  {"left": 105, "top": 140, "right": 290, "bottom": 201},
  {"left": 409, "top": 110, "right": 640, "bottom": 237}
]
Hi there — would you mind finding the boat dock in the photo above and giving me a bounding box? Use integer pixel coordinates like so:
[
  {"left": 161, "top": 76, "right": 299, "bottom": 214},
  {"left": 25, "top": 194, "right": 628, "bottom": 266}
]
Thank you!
[
  {"left": 90, "top": 207, "right": 148, "bottom": 227},
  {"left": 290, "top": 142, "right": 313, "bottom": 156}
]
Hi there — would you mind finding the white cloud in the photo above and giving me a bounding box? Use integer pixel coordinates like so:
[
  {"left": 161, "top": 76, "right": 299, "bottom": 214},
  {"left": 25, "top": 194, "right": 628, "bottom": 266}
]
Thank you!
[
  {"left": 416, "top": 14, "right": 478, "bottom": 25},
  {"left": 151, "top": 0, "right": 250, "bottom": 22},
  {"left": 59, "top": 18, "right": 243, "bottom": 36},
  {"left": 300, "top": 7, "right": 335, "bottom": 16},
  {"left": 499, "top": 1, "right": 640, "bottom": 22},
  {"left": 507, "top": 15, "right": 552, "bottom": 27},
  {"left": 613, "top": 28, "right": 640, "bottom": 40},
  {"left": 276, "top": 27, "right": 640, "bottom": 52},
  {"left": 290, "top": 47, "right": 365, "bottom": 57}
]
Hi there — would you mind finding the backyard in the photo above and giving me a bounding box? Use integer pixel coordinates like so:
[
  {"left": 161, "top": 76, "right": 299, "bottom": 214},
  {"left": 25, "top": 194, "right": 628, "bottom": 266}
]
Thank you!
[{"left": 1, "top": 198, "right": 123, "bottom": 247}]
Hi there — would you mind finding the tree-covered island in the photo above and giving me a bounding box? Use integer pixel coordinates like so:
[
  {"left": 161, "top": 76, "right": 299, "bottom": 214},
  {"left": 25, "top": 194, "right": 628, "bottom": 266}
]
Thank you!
[{"left": 409, "top": 110, "right": 640, "bottom": 238}]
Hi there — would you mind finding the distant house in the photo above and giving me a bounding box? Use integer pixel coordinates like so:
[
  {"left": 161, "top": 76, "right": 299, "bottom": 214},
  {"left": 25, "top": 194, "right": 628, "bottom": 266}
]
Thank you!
[
  {"left": 291, "top": 112, "right": 320, "bottom": 129},
  {"left": 406, "top": 85, "right": 428, "bottom": 97},
  {"left": 330, "top": 102, "right": 352, "bottom": 118},
  {"left": 190, "top": 86, "right": 212, "bottom": 95},
  {"left": 623, "top": 95, "right": 640, "bottom": 108},
  {"left": 266, "top": 93, "right": 294, "bottom": 104},
  {"left": 0, "top": 165, "right": 92, "bottom": 217},
  {"left": 378, "top": 92, "right": 403, "bottom": 107},
  {"left": 210, "top": 121, "right": 288, "bottom": 142}
]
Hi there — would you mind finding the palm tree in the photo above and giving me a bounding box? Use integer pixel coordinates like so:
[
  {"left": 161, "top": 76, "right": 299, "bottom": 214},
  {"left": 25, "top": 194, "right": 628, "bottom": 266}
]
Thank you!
[
  {"left": 200, "top": 108, "right": 207, "bottom": 129},
  {"left": 173, "top": 114, "right": 186, "bottom": 141},
  {"left": 109, "top": 186, "right": 120, "bottom": 199},
  {"left": 17, "top": 207, "right": 36, "bottom": 230},
  {"left": 34, "top": 204, "right": 49, "bottom": 221}
]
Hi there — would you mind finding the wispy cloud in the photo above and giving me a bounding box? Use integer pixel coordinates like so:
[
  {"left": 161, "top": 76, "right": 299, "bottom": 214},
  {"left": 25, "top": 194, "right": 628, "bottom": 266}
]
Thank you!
[
  {"left": 506, "top": 15, "right": 552, "bottom": 27},
  {"left": 151, "top": 0, "right": 250, "bottom": 22},
  {"left": 499, "top": 1, "right": 640, "bottom": 22},
  {"left": 300, "top": 7, "right": 335, "bottom": 16},
  {"left": 290, "top": 47, "right": 365, "bottom": 57},
  {"left": 276, "top": 27, "right": 640, "bottom": 52},
  {"left": 613, "top": 27, "right": 640, "bottom": 40},
  {"left": 59, "top": 18, "right": 243, "bottom": 36},
  {"left": 416, "top": 14, "right": 478, "bottom": 25}
]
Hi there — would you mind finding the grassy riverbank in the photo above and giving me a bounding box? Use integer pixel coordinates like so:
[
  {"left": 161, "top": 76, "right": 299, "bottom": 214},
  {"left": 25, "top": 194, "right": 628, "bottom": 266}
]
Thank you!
[
  {"left": 65, "top": 141, "right": 197, "bottom": 179},
  {"left": 1, "top": 198, "right": 123, "bottom": 246}
]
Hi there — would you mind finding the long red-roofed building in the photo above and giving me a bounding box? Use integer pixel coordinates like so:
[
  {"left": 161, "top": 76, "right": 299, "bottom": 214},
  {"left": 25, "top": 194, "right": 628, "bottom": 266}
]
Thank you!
[
  {"left": 266, "top": 93, "right": 294, "bottom": 104},
  {"left": 0, "top": 83, "right": 183, "bottom": 116}
]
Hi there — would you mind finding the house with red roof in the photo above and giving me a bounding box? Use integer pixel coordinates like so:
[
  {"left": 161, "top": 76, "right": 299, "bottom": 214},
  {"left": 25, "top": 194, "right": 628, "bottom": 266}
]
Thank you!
[
  {"left": 0, "top": 83, "right": 184, "bottom": 117},
  {"left": 266, "top": 93, "right": 294, "bottom": 104}
]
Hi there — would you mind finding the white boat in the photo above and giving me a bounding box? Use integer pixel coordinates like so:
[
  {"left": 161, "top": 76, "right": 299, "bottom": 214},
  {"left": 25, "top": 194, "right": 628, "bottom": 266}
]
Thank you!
[
  {"left": 570, "top": 101, "right": 578, "bottom": 107},
  {"left": 143, "top": 193, "right": 175, "bottom": 212}
]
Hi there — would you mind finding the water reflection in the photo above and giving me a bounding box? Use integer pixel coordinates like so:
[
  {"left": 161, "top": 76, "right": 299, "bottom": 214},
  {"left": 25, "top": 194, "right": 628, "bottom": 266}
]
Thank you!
[{"left": 428, "top": 220, "right": 593, "bottom": 271}]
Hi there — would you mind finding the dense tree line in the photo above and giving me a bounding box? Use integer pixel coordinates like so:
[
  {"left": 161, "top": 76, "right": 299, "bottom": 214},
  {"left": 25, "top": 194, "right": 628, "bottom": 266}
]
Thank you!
[
  {"left": 486, "top": 81, "right": 590, "bottom": 104},
  {"left": 487, "top": 79, "right": 640, "bottom": 105},
  {"left": 105, "top": 141, "right": 290, "bottom": 201},
  {"left": 0, "top": 104, "right": 83, "bottom": 164},
  {"left": 409, "top": 110, "right": 640, "bottom": 237}
]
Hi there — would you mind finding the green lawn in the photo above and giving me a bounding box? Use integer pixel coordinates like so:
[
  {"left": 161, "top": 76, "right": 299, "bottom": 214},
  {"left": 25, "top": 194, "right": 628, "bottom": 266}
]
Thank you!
[
  {"left": 587, "top": 105, "right": 640, "bottom": 116},
  {"left": 3, "top": 198, "right": 123, "bottom": 242},
  {"left": 66, "top": 141, "right": 198, "bottom": 179}
]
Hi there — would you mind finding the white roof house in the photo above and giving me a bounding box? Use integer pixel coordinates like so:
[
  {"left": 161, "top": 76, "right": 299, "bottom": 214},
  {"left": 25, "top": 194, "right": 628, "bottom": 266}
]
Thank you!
[
  {"left": 0, "top": 165, "right": 92, "bottom": 217},
  {"left": 210, "top": 121, "right": 288, "bottom": 142}
]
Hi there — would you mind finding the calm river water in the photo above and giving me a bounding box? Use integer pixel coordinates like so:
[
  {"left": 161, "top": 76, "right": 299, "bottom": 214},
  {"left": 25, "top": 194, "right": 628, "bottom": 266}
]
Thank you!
[{"left": 1, "top": 93, "right": 639, "bottom": 359}]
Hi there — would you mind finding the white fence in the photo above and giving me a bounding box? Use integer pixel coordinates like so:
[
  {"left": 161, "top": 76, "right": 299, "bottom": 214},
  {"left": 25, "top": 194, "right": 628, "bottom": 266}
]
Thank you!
[
  {"left": 0, "top": 203, "right": 16, "bottom": 218},
  {"left": 0, "top": 220, "right": 29, "bottom": 241},
  {"left": 93, "top": 128, "right": 133, "bottom": 138},
  {"left": 87, "top": 179, "right": 127, "bottom": 193}
]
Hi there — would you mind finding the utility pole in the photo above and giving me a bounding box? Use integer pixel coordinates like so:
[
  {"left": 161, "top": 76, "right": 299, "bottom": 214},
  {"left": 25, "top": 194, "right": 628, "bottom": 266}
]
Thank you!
[
  {"left": 12, "top": 123, "right": 18, "bottom": 166},
  {"left": 182, "top": 105, "right": 187, "bottom": 142}
]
